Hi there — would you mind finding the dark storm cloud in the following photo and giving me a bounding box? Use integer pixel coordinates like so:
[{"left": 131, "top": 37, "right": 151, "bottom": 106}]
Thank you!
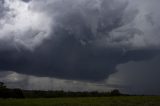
[
  {"left": 107, "top": 55, "right": 160, "bottom": 95},
  {"left": 21, "top": 0, "right": 31, "bottom": 2},
  {"left": 0, "top": 0, "right": 160, "bottom": 83},
  {"left": 0, "top": 34, "right": 159, "bottom": 81}
]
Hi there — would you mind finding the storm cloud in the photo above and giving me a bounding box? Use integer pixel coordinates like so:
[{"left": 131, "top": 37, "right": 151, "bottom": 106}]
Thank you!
[
  {"left": 0, "top": 0, "right": 160, "bottom": 94},
  {"left": 107, "top": 55, "right": 160, "bottom": 95}
]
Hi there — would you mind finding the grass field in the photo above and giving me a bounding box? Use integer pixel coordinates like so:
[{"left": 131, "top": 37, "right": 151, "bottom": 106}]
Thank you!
[{"left": 0, "top": 96, "right": 160, "bottom": 106}]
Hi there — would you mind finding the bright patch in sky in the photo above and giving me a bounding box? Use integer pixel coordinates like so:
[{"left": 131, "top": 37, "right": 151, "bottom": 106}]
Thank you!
[{"left": 0, "top": 0, "right": 52, "bottom": 50}]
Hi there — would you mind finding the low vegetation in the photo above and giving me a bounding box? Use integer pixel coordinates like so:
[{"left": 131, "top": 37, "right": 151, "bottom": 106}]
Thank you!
[
  {"left": 1, "top": 82, "right": 160, "bottom": 106},
  {"left": 0, "top": 96, "right": 160, "bottom": 106}
]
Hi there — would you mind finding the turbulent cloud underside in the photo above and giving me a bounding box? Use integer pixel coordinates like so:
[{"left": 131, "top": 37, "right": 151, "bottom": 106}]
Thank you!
[{"left": 0, "top": 0, "right": 160, "bottom": 94}]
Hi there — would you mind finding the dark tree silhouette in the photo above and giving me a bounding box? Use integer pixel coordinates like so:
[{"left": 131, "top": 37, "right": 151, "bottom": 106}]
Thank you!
[
  {"left": 0, "top": 82, "right": 6, "bottom": 89},
  {"left": 110, "top": 89, "right": 121, "bottom": 96},
  {"left": 0, "top": 82, "right": 24, "bottom": 98}
]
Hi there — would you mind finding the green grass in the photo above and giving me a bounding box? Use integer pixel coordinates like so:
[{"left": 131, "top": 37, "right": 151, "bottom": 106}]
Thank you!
[{"left": 0, "top": 96, "right": 160, "bottom": 106}]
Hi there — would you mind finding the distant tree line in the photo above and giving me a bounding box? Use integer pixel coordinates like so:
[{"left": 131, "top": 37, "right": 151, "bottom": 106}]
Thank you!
[
  {"left": 0, "top": 82, "right": 24, "bottom": 98},
  {"left": 23, "top": 89, "right": 122, "bottom": 98},
  {"left": 0, "top": 82, "right": 124, "bottom": 98}
]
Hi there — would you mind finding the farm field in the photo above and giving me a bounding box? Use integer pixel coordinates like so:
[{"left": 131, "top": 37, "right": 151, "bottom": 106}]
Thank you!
[{"left": 0, "top": 96, "right": 160, "bottom": 106}]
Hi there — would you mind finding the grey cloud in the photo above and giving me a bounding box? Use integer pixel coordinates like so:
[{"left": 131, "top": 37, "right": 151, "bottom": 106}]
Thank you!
[
  {"left": 0, "top": 0, "right": 160, "bottom": 89},
  {"left": 52, "top": 0, "right": 129, "bottom": 45},
  {"left": 1, "top": 0, "right": 160, "bottom": 49},
  {"left": 108, "top": 0, "right": 160, "bottom": 49},
  {"left": 0, "top": 0, "right": 132, "bottom": 81},
  {"left": 0, "top": 0, "right": 9, "bottom": 19},
  {"left": 0, "top": 71, "right": 29, "bottom": 89},
  {"left": 107, "top": 55, "right": 160, "bottom": 95},
  {"left": 0, "top": 38, "right": 158, "bottom": 81}
]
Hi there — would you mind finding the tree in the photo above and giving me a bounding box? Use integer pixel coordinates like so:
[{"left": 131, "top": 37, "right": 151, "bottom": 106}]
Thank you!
[
  {"left": 0, "top": 82, "right": 24, "bottom": 98},
  {"left": 0, "top": 82, "right": 8, "bottom": 98},
  {"left": 0, "top": 82, "right": 6, "bottom": 89},
  {"left": 110, "top": 89, "right": 121, "bottom": 96}
]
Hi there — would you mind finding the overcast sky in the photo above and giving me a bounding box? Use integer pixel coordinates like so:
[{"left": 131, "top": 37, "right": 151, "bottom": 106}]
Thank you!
[{"left": 0, "top": 0, "right": 160, "bottom": 95}]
